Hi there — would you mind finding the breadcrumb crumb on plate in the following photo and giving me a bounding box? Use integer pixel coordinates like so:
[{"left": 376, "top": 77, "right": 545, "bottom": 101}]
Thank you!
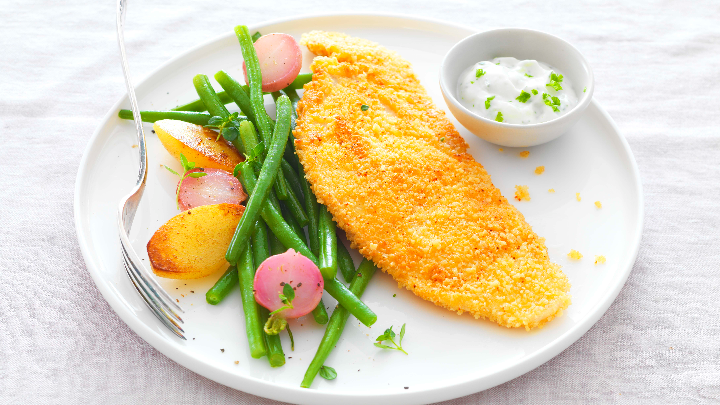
[
  {"left": 519, "top": 150, "right": 530, "bottom": 158},
  {"left": 568, "top": 250, "right": 583, "bottom": 260},
  {"left": 514, "top": 185, "right": 531, "bottom": 201},
  {"left": 595, "top": 255, "right": 606, "bottom": 265},
  {"left": 595, "top": 201, "right": 602, "bottom": 208},
  {"left": 535, "top": 166, "right": 545, "bottom": 175}
]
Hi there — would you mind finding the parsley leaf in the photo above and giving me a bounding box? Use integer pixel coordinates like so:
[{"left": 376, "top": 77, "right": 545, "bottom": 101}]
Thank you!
[
  {"left": 485, "top": 96, "right": 495, "bottom": 109},
  {"left": 542, "top": 93, "right": 561, "bottom": 112},
  {"left": 374, "top": 324, "right": 408, "bottom": 355},
  {"left": 475, "top": 69, "right": 486, "bottom": 78},
  {"left": 525, "top": 73, "right": 533, "bottom": 77},
  {"left": 531, "top": 89, "right": 538, "bottom": 95},
  {"left": 164, "top": 166, "right": 180, "bottom": 176},
  {"left": 584, "top": 86, "right": 587, "bottom": 93},
  {"left": 270, "top": 283, "right": 295, "bottom": 315},
  {"left": 204, "top": 112, "right": 243, "bottom": 142},
  {"left": 515, "top": 90, "right": 532, "bottom": 103},
  {"left": 361, "top": 104, "right": 369, "bottom": 111},
  {"left": 546, "top": 72, "right": 563, "bottom": 91},
  {"left": 319, "top": 365, "right": 337, "bottom": 380},
  {"left": 495, "top": 112, "right": 504, "bottom": 122}
]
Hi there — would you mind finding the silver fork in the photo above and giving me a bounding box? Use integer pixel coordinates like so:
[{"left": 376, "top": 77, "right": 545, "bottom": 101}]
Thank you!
[{"left": 116, "top": 0, "right": 185, "bottom": 339}]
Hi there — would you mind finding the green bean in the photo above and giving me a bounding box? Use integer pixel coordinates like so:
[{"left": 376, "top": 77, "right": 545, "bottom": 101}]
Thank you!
[
  {"left": 215, "top": 70, "right": 257, "bottom": 128},
  {"left": 301, "top": 259, "right": 377, "bottom": 388},
  {"left": 287, "top": 73, "right": 313, "bottom": 91},
  {"left": 272, "top": 90, "right": 301, "bottom": 171},
  {"left": 171, "top": 91, "right": 233, "bottom": 112},
  {"left": 170, "top": 74, "right": 310, "bottom": 113},
  {"left": 298, "top": 164, "right": 320, "bottom": 257},
  {"left": 225, "top": 96, "right": 293, "bottom": 264},
  {"left": 118, "top": 109, "right": 213, "bottom": 126},
  {"left": 318, "top": 206, "right": 338, "bottom": 280},
  {"left": 280, "top": 202, "right": 305, "bottom": 244},
  {"left": 192, "top": 74, "right": 230, "bottom": 119},
  {"left": 236, "top": 161, "right": 315, "bottom": 262},
  {"left": 235, "top": 25, "right": 291, "bottom": 201},
  {"left": 268, "top": 231, "right": 286, "bottom": 255},
  {"left": 312, "top": 300, "right": 329, "bottom": 325},
  {"left": 280, "top": 179, "right": 309, "bottom": 228},
  {"left": 237, "top": 162, "right": 376, "bottom": 327},
  {"left": 252, "top": 220, "right": 286, "bottom": 367},
  {"left": 205, "top": 266, "right": 238, "bottom": 305},
  {"left": 277, "top": 201, "right": 328, "bottom": 325},
  {"left": 280, "top": 158, "right": 305, "bottom": 202},
  {"left": 237, "top": 241, "right": 266, "bottom": 359},
  {"left": 235, "top": 120, "right": 296, "bottom": 218},
  {"left": 192, "top": 74, "right": 248, "bottom": 159},
  {"left": 337, "top": 240, "right": 356, "bottom": 283}
]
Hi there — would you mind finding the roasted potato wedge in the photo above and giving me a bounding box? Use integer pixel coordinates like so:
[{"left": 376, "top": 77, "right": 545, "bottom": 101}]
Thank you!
[
  {"left": 147, "top": 203, "right": 245, "bottom": 279},
  {"left": 154, "top": 119, "right": 243, "bottom": 172}
]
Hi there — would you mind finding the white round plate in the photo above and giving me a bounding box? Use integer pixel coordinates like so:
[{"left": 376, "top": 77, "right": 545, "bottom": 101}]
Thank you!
[{"left": 75, "top": 14, "right": 643, "bottom": 405}]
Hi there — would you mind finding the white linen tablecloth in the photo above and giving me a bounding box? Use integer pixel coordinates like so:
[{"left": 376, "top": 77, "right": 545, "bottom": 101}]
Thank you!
[{"left": 1, "top": 0, "right": 719, "bottom": 403}]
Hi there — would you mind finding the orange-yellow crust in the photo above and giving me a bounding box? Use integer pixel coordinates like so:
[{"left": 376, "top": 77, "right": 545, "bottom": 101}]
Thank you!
[
  {"left": 147, "top": 203, "right": 245, "bottom": 279},
  {"left": 153, "top": 120, "right": 243, "bottom": 173},
  {"left": 295, "top": 31, "right": 571, "bottom": 330}
]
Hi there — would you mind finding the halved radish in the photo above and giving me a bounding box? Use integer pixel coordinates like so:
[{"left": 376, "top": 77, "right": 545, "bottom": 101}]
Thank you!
[
  {"left": 177, "top": 168, "right": 246, "bottom": 211},
  {"left": 243, "top": 33, "right": 302, "bottom": 93},
  {"left": 254, "top": 249, "right": 324, "bottom": 319}
]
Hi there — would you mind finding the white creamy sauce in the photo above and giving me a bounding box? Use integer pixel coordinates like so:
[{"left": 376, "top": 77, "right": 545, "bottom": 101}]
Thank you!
[{"left": 457, "top": 57, "right": 578, "bottom": 124}]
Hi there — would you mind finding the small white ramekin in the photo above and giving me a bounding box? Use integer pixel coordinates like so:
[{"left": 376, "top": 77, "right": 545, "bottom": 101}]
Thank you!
[{"left": 440, "top": 28, "right": 594, "bottom": 147}]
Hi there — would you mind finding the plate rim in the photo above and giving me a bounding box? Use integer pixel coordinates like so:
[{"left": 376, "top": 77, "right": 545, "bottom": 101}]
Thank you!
[{"left": 74, "top": 12, "right": 644, "bottom": 405}]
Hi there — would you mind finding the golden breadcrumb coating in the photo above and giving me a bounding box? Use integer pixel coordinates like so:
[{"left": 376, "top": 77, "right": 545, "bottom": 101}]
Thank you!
[
  {"left": 519, "top": 151, "right": 530, "bottom": 158},
  {"left": 515, "top": 185, "right": 531, "bottom": 201},
  {"left": 535, "top": 166, "right": 545, "bottom": 175},
  {"left": 568, "top": 250, "right": 583, "bottom": 260},
  {"left": 295, "top": 31, "right": 570, "bottom": 330}
]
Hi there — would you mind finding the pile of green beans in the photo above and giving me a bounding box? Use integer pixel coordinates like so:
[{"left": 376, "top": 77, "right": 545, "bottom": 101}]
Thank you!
[{"left": 131, "top": 25, "right": 379, "bottom": 375}]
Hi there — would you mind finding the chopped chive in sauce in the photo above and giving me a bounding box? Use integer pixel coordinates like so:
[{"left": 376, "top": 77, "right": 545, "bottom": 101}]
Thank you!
[
  {"left": 531, "top": 89, "right": 538, "bottom": 95},
  {"left": 475, "top": 69, "right": 486, "bottom": 78},
  {"left": 485, "top": 96, "right": 495, "bottom": 109},
  {"left": 495, "top": 111, "right": 504, "bottom": 122},
  {"left": 516, "top": 90, "right": 532, "bottom": 103}
]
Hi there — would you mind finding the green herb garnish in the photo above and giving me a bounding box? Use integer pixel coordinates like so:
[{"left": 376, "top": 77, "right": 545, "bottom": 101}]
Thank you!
[
  {"left": 485, "top": 96, "right": 495, "bottom": 109},
  {"left": 516, "top": 90, "right": 532, "bottom": 103},
  {"left": 542, "top": 93, "right": 561, "bottom": 112},
  {"left": 525, "top": 73, "right": 533, "bottom": 77},
  {"left": 205, "top": 112, "right": 242, "bottom": 142},
  {"left": 374, "top": 324, "right": 408, "bottom": 355},
  {"left": 546, "top": 72, "right": 563, "bottom": 91},
  {"left": 495, "top": 111, "right": 504, "bottom": 122},
  {"left": 164, "top": 153, "right": 207, "bottom": 210},
  {"left": 531, "top": 89, "right": 538, "bottom": 95},
  {"left": 584, "top": 87, "right": 587, "bottom": 93},
  {"left": 319, "top": 365, "right": 337, "bottom": 380},
  {"left": 270, "top": 283, "right": 295, "bottom": 315},
  {"left": 361, "top": 104, "right": 369, "bottom": 111},
  {"left": 264, "top": 283, "right": 295, "bottom": 336},
  {"left": 475, "top": 69, "right": 486, "bottom": 78}
]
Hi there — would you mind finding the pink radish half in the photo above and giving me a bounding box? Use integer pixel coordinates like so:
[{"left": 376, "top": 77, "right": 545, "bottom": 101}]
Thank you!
[
  {"left": 254, "top": 249, "right": 324, "bottom": 319},
  {"left": 243, "top": 33, "right": 302, "bottom": 93},
  {"left": 177, "top": 168, "right": 246, "bottom": 211}
]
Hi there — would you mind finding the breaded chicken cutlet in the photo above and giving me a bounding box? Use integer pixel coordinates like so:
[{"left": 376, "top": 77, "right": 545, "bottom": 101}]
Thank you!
[{"left": 294, "top": 31, "right": 571, "bottom": 330}]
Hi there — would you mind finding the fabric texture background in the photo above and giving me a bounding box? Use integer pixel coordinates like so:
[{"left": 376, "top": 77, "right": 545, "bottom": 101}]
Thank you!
[{"left": 1, "top": 0, "right": 718, "bottom": 403}]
